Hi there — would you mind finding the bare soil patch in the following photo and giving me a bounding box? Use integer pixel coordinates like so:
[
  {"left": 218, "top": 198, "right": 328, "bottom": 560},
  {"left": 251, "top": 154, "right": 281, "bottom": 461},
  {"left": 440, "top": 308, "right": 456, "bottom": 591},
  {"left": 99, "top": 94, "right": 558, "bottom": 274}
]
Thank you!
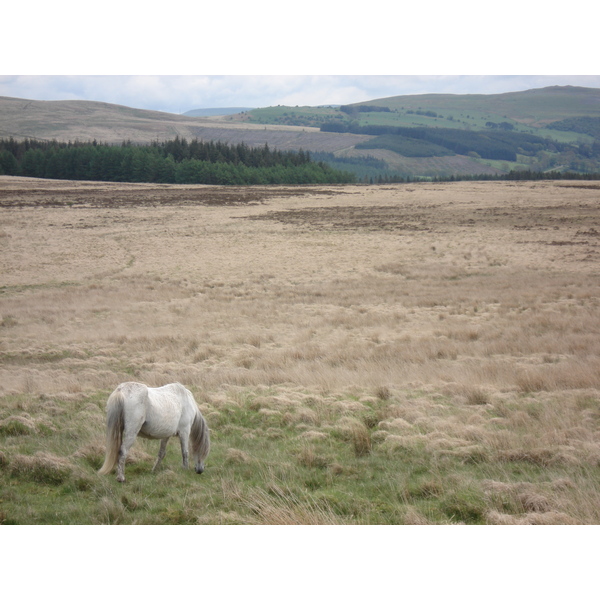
[{"left": 0, "top": 177, "right": 346, "bottom": 209}]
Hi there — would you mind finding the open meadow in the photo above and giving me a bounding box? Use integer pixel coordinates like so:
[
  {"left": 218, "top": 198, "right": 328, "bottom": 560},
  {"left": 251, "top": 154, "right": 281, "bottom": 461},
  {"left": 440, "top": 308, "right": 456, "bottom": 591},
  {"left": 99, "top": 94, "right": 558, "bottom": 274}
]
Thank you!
[{"left": 1, "top": 176, "right": 600, "bottom": 524}]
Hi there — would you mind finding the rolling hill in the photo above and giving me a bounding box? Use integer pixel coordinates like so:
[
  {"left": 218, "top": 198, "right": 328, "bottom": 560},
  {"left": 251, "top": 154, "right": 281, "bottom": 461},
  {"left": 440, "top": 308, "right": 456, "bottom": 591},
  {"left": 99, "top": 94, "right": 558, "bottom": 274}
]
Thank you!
[
  {"left": 356, "top": 85, "right": 600, "bottom": 127},
  {"left": 245, "top": 86, "right": 600, "bottom": 135},
  {"left": 1, "top": 85, "right": 599, "bottom": 179}
]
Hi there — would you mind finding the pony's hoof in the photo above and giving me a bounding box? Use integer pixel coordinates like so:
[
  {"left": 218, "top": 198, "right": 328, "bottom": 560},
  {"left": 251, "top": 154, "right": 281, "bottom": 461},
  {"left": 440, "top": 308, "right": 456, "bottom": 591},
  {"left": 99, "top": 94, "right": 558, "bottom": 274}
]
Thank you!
[{"left": 117, "top": 476, "right": 125, "bottom": 483}]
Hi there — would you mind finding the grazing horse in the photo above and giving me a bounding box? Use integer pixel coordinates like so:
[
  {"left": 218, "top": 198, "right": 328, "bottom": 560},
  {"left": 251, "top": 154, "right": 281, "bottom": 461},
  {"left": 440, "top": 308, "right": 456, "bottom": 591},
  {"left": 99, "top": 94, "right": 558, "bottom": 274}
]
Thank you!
[{"left": 98, "top": 382, "right": 210, "bottom": 483}]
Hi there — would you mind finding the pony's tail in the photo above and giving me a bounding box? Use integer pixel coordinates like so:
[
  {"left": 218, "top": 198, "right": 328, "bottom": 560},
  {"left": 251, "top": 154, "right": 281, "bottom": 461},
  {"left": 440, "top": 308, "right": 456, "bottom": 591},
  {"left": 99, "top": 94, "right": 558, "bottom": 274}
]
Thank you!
[
  {"left": 98, "top": 389, "right": 125, "bottom": 475},
  {"left": 190, "top": 409, "right": 210, "bottom": 462}
]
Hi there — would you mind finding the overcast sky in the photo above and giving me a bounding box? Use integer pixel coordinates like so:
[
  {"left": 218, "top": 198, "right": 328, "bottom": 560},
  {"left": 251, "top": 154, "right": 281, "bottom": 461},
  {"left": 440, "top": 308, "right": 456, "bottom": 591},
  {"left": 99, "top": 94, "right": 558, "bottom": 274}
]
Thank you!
[
  {"left": 3, "top": 3, "right": 598, "bottom": 115},
  {"left": 2, "top": 74, "right": 599, "bottom": 115}
]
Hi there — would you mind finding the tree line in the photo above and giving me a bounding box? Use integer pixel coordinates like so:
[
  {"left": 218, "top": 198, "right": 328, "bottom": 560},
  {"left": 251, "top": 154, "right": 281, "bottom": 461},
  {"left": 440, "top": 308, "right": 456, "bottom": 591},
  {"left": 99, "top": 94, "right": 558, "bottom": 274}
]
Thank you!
[
  {"left": 2, "top": 136, "right": 599, "bottom": 186},
  {"left": 364, "top": 170, "right": 600, "bottom": 184},
  {"left": 319, "top": 121, "right": 590, "bottom": 162},
  {"left": 339, "top": 105, "right": 391, "bottom": 115},
  {"left": 546, "top": 117, "right": 600, "bottom": 140},
  {"left": 0, "top": 137, "right": 356, "bottom": 185},
  {"left": 355, "top": 134, "right": 455, "bottom": 158},
  {"left": 429, "top": 170, "right": 600, "bottom": 183}
]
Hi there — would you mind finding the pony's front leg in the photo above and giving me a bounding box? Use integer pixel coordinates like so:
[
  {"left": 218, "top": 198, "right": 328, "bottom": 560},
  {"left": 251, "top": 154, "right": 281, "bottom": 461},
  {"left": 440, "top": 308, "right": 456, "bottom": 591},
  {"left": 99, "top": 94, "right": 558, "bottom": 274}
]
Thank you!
[
  {"left": 152, "top": 438, "right": 169, "bottom": 472},
  {"left": 179, "top": 433, "right": 189, "bottom": 470}
]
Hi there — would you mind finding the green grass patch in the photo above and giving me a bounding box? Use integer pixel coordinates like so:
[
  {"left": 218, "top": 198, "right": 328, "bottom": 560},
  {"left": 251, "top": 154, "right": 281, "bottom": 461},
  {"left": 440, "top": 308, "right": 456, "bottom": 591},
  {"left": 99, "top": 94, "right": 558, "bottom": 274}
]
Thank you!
[{"left": 0, "top": 386, "right": 598, "bottom": 524}]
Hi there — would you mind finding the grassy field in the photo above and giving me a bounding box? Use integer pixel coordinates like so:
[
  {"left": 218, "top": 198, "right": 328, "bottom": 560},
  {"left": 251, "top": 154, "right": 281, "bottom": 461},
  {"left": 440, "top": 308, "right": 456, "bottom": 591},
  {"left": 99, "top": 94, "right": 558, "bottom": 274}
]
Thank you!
[{"left": 1, "top": 176, "right": 600, "bottom": 524}]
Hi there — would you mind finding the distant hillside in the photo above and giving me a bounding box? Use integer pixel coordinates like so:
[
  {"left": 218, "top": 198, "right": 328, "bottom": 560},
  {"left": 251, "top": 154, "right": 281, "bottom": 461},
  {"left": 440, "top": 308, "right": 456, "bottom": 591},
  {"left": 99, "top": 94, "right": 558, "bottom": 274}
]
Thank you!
[
  {"left": 1, "top": 86, "right": 599, "bottom": 179},
  {"left": 0, "top": 95, "right": 358, "bottom": 149},
  {"left": 245, "top": 86, "right": 600, "bottom": 138},
  {"left": 355, "top": 85, "right": 600, "bottom": 128},
  {"left": 184, "top": 107, "right": 254, "bottom": 117},
  {"left": 240, "top": 87, "right": 600, "bottom": 177}
]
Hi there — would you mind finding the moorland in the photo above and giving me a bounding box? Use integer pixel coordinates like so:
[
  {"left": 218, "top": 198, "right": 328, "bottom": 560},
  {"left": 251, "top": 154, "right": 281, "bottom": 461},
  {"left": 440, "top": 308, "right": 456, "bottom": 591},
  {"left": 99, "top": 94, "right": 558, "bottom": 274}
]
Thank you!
[{"left": 1, "top": 176, "right": 599, "bottom": 524}]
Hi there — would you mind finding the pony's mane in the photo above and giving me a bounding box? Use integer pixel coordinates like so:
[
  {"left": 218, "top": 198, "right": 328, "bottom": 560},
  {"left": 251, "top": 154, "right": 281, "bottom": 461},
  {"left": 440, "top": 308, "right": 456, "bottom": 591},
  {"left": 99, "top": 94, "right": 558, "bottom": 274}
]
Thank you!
[{"left": 190, "top": 410, "right": 210, "bottom": 460}]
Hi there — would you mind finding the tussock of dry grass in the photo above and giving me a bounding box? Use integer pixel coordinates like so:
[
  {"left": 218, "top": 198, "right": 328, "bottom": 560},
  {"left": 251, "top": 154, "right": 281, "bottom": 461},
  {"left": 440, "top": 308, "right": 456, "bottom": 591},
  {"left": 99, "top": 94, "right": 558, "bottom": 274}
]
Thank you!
[
  {"left": 232, "top": 483, "right": 346, "bottom": 525},
  {"left": 8, "top": 451, "right": 78, "bottom": 484},
  {"left": 0, "top": 415, "right": 38, "bottom": 436},
  {"left": 225, "top": 448, "right": 252, "bottom": 464},
  {"left": 486, "top": 510, "right": 579, "bottom": 525},
  {"left": 296, "top": 443, "right": 330, "bottom": 469},
  {"left": 334, "top": 417, "right": 372, "bottom": 457}
]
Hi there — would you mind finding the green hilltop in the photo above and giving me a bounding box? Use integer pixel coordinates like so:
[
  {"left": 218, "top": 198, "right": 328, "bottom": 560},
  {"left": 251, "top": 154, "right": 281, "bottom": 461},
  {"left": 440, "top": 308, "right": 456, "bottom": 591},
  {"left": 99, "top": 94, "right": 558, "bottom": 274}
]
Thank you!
[
  {"left": 358, "top": 85, "right": 600, "bottom": 124},
  {"left": 242, "top": 86, "right": 600, "bottom": 180},
  {"left": 246, "top": 86, "right": 600, "bottom": 136}
]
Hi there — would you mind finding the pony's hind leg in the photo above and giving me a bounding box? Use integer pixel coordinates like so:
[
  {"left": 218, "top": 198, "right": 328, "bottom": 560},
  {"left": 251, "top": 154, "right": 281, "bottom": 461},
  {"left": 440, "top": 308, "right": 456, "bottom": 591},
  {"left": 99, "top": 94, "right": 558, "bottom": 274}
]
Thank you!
[
  {"left": 116, "top": 424, "right": 143, "bottom": 483},
  {"left": 152, "top": 438, "right": 169, "bottom": 472}
]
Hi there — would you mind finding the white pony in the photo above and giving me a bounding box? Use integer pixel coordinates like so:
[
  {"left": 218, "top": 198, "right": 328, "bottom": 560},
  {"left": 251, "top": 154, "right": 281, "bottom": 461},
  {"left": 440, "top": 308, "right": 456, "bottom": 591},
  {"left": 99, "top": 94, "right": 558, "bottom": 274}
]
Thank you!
[{"left": 99, "top": 382, "right": 210, "bottom": 483}]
